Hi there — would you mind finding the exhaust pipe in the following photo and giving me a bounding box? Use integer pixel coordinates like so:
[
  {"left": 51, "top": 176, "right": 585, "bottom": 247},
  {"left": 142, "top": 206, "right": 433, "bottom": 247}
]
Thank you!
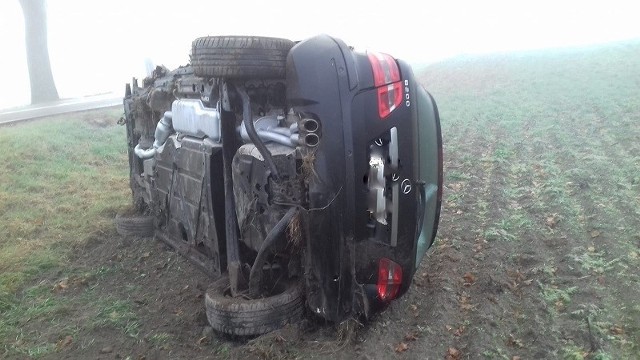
[
  {"left": 301, "top": 118, "right": 319, "bottom": 133},
  {"left": 304, "top": 133, "right": 320, "bottom": 147},
  {"left": 289, "top": 133, "right": 319, "bottom": 147},
  {"left": 134, "top": 111, "right": 173, "bottom": 159}
]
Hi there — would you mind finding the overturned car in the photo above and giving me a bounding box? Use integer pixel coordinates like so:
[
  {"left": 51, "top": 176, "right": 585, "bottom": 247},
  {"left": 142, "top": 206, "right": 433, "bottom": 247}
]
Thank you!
[{"left": 120, "top": 34, "right": 442, "bottom": 335}]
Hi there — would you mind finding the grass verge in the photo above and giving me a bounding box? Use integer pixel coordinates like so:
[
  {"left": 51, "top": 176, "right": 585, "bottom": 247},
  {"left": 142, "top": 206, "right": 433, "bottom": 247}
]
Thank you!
[{"left": 0, "top": 108, "right": 130, "bottom": 357}]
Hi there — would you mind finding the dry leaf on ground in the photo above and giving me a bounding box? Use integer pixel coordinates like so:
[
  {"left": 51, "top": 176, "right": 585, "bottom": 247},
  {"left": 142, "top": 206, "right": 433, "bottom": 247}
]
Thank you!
[
  {"left": 445, "top": 347, "right": 461, "bottom": 360},
  {"left": 463, "top": 272, "right": 476, "bottom": 285},
  {"left": 395, "top": 342, "right": 409, "bottom": 352},
  {"left": 404, "top": 332, "right": 418, "bottom": 341},
  {"left": 56, "top": 335, "right": 73, "bottom": 350}
]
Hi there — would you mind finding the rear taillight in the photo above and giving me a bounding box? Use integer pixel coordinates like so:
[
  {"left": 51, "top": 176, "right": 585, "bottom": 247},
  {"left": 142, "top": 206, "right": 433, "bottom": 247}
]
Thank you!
[
  {"left": 377, "top": 258, "right": 403, "bottom": 302},
  {"left": 368, "top": 52, "right": 403, "bottom": 119},
  {"left": 377, "top": 83, "right": 403, "bottom": 119}
]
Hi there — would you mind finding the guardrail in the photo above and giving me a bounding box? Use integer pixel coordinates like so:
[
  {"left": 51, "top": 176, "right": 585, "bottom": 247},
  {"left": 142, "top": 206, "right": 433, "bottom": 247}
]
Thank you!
[{"left": 0, "top": 94, "right": 121, "bottom": 126}]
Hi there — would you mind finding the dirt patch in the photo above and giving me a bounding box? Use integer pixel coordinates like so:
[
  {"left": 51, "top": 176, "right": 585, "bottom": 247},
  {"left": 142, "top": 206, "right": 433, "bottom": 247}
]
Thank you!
[
  {"left": 12, "top": 230, "right": 213, "bottom": 360},
  {"left": 80, "top": 110, "right": 120, "bottom": 128},
  {"left": 85, "top": 116, "right": 115, "bottom": 128},
  {"left": 14, "top": 228, "right": 359, "bottom": 359}
]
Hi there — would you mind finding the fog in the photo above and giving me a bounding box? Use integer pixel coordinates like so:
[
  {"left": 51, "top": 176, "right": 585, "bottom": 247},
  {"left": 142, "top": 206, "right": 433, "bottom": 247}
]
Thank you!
[{"left": 1, "top": 0, "right": 638, "bottom": 109}]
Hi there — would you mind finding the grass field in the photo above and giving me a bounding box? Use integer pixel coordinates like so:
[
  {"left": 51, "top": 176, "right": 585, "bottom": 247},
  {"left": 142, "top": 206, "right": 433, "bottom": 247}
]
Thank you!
[
  {"left": 0, "top": 110, "right": 132, "bottom": 357},
  {"left": 412, "top": 40, "right": 640, "bottom": 359},
  {"left": 0, "top": 39, "right": 639, "bottom": 359}
]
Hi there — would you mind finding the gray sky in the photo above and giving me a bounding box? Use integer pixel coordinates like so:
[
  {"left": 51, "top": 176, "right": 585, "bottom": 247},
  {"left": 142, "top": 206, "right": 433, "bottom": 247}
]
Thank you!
[{"left": 1, "top": 0, "right": 639, "bottom": 109}]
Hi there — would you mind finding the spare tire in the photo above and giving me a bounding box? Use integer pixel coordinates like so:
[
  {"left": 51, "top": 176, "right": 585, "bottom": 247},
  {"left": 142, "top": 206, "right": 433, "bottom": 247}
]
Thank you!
[
  {"left": 191, "top": 36, "right": 295, "bottom": 79},
  {"left": 115, "top": 212, "right": 154, "bottom": 237},
  {"left": 205, "top": 275, "right": 303, "bottom": 336}
]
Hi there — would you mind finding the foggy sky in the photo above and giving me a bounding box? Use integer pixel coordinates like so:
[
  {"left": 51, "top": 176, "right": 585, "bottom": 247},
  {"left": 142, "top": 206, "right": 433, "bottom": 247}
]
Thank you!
[{"left": 1, "top": 0, "right": 638, "bottom": 109}]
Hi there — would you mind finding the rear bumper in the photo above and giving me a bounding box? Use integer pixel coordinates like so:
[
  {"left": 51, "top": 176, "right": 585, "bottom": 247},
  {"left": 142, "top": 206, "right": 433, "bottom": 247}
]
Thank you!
[{"left": 286, "top": 35, "right": 442, "bottom": 320}]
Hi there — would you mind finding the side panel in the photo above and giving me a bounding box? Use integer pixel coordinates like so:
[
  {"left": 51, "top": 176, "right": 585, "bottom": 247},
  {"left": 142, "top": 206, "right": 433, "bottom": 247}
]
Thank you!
[{"left": 415, "top": 87, "right": 443, "bottom": 265}]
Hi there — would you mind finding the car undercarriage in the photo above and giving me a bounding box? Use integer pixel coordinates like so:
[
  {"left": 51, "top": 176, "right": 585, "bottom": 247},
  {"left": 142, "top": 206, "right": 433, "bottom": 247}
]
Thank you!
[{"left": 120, "top": 34, "right": 442, "bottom": 335}]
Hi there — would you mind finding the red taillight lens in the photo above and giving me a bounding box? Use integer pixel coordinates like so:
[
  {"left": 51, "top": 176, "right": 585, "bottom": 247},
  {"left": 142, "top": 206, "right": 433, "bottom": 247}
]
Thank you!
[
  {"left": 377, "top": 258, "right": 403, "bottom": 302},
  {"left": 377, "top": 82, "right": 403, "bottom": 119},
  {"left": 368, "top": 52, "right": 402, "bottom": 119},
  {"left": 368, "top": 52, "right": 400, "bottom": 86}
]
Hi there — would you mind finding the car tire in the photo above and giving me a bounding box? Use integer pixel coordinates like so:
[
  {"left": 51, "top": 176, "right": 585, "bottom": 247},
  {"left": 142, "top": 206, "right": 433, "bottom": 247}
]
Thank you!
[
  {"left": 191, "top": 36, "right": 295, "bottom": 79},
  {"left": 205, "top": 275, "right": 303, "bottom": 336},
  {"left": 115, "top": 212, "right": 154, "bottom": 237}
]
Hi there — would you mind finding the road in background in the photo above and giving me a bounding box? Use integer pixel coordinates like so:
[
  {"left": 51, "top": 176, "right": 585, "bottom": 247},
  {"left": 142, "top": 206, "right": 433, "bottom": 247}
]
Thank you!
[{"left": 0, "top": 93, "right": 121, "bottom": 126}]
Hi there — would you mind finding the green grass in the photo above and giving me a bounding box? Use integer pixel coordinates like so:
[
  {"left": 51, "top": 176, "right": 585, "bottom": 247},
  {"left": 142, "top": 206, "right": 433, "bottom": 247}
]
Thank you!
[
  {"left": 93, "top": 298, "right": 140, "bottom": 338},
  {"left": 0, "top": 109, "right": 128, "bottom": 284},
  {"left": 538, "top": 282, "right": 578, "bottom": 308},
  {"left": 571, "top": 248, "right": 622, "bottom": 275},
  {"left": 148, "top": 332, "right": 171, "bottom": 345},
  {"left": 0, "top": 108, "right": 130, "bottom": 356}
]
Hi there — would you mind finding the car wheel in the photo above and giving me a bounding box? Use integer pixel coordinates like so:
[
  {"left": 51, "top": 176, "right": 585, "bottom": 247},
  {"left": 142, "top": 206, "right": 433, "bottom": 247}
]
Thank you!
[
  {"left": 191, "top": 36, "right": 295, "bottom": 79},
  {"left": 114, "top": 212, "right": 154, "bottom": 237},
  {"left": 205, "top": 275, "right": 303, "bottom": 336}
]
